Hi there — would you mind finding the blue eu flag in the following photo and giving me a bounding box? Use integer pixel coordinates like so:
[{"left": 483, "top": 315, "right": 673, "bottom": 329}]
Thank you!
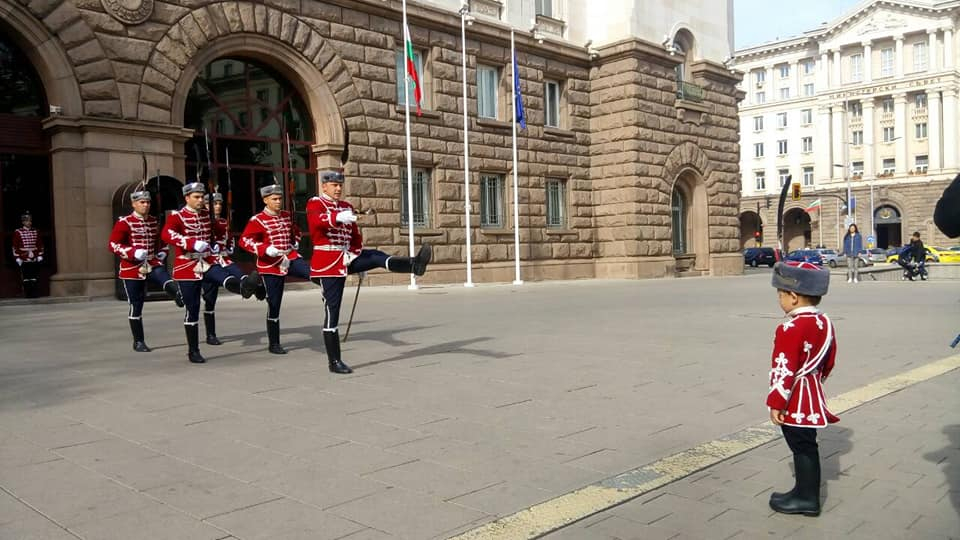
[{"left": 512, "top": 50, "right": 526, "bottom": 130}]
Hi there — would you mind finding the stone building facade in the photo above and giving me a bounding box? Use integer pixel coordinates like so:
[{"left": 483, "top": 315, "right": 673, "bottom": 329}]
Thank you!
[
  {"left": 731, "top": 0, "right": 958, "bottom": 253},
  {"left": 0, "top": 0, "right": 742, "bottom": 298}
]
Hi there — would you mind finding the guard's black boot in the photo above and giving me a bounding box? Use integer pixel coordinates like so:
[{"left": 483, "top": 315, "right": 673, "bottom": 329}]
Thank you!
[
  {"left": 769, "top": 454, "right": 800, "bottom": 505},
  {"left": 412, "top": 243, "right": 432, "bottom": 276},
  {"left": 239, "top": 274, "right": 258, "bottom": 299},
  {"left": 185, "top": 325, "right": 206, "bottom": 364},
  {"left": 224, "top": 276, "right": 242, "bottom": 295},
  {"left": 204, "top": 313, "right": 222, "bottom": 345},
  {"left": 164, "top": 280, "right": 185, "bottom": 307},
  {"left": 129, "top": 319, "right": 151, "bottom": 352},
  {"left": 267, "top": 319, "right": 287, "bottom": 354},
  {"left": 23, "top": 281, "right": 38, "bottom": 298},
  {"left": 324, "top": 330, "right": 352, "bottom": 374},
  {"left": 770, "top": 453, "right": 821, "bottom": 516}
]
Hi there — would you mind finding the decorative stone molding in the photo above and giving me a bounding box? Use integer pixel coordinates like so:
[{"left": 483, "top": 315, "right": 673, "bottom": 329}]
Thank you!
[
  {"left": 469, "top": 0, "right": 502, "bottom": 20},
  {"left": 535, "top": 15, "right": 565, "bottom": 38},
  {"left": 100, "top": 0, "right": 155, "bottom": 25}
]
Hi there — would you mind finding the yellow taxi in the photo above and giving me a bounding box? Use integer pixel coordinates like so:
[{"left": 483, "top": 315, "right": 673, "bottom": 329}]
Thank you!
[{"left": 931, "top": 247, "right": 960, "bottom": 263}]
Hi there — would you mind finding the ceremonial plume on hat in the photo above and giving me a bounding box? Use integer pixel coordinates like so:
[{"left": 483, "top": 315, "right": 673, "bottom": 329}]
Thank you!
[{"left": 772, "top": 261, "right": 830, "bottom": 297}]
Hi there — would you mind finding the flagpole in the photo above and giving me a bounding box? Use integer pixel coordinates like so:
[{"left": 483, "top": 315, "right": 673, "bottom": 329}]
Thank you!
[
  {"left": 510, "top": 29, "right": 522, "bottom": 285},
  {"left": 402, "top": 0, "right": 417, "bottom": 290},
  {"left": 460, "top": 5, "right": 474, "bottom": 287},
  {"left": 819, "top": 206, "right": 823, "bottom": 248}
]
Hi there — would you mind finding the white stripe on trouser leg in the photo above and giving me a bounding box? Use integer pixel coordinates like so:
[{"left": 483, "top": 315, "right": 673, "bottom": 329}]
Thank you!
[
  {"left": 385, "top": 256, "right": 393, "bottom": 271},
  {"left": 267, "top": 318, "right": 279, "bottom": 322},
  {"left": 323, "top": 327, "right": 338, "bottom": 333},
  {"left": 123, "top": 281, "right": 135, "bottom": 319},
  {"left": 204, "top": 311, "right": 214, "bottom": 315},
  {"left": 184, "top": 321, "right": 198, "bottom": 326}
]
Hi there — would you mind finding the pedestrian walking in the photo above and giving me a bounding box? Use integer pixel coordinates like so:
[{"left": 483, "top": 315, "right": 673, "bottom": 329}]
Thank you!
[{"left": 841, "top": 223, "right": 863, "bottom": 283}]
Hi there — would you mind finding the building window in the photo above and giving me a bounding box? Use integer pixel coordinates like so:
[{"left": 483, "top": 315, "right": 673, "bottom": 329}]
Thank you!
[
  {"left": 396, "top": 48, "right": 425, "bottom": 108},
  {"left": 881, "top": 98, "right": 894, "bottom": 113},
  {"left": 776, "top": 112, "right": 787, "bottom": 128},
  {"left": 779, "top": 65, "right": 790, "bottom": 78},
  {"left": 755, "top": 171, "right": 766, "bottom": 190},
  {"left": 916, "top": 122, "right": 928, "bottom": 139},
  {"left": 880, "top": 48, "right": 894, "bottom": 77},
  {"left": 754, "top": 142, "right": 764, "bottom": 158},
  {"left": 850, "top": 53, "right": 863, "bottom": 82},
  {"left": 545, "top": 178, "right": 566, "bottom": 228},
  {"left": 882, "top": 158, "right": 896, "bottom": 175},
  {"left": 777, "top": 140, "right": 788, "bottom": 155},
  {"left": 671, "top": 190, "right": 687, "bottom": 254},
  {"left": 778, "top": 168, "right": 790, "bottom": 187},
  {"left": 779, "top": 87, "right": 790, "bottom": 100},
  {"left": 883, "top": 126, "right": 895, "bottom": 142},
  {"left": 477, "top": 64, "right": 499, "bottom": 119},
  {"left": 803, "top": 83, "right": 815, "bottom": 96},
  {"left": 913, "top": 42, "right": 928, "bottom": 71},
  {"left": 915, "top": 155, "right": 928, "bottom": 173},
  {"left": 755, "top": 70, "right": 766, "bottom": 85},
  {"left": 535, "top": 0, "right": 553, "bottom": 16},
  {"left": 544, "top": 80, "right": 561, "bottom": 128},
  {"left": 849, "top": 101, "right": 862, "bottom": 117},
  {"left": 802, "top": 166, "right": 814, "bottom": 186},
  {"left": 753, "top": 115, "right": 764, "bottom": 131},
  {"left": 755, "top": 91, "right": 766, "bottom": 104},
  {"left": 915, "top": 93, "right": 927, "bottom": 109},
  {"left": 803, "top": 60, "right": 815, "bottom": 75},
  {"left": 801, "top": 109, "right": 812, "bottom": 124},
  {"left": 801, "top": 136, "right": 813, "bottom": 153},
  {"left": 400, "top": 168, "right": 431, "bottom": 228},
  {"left": 480, "top": 174, "right": 505, "bottom": 228},
  {"left": 851, "top": 161, "right": 864, "bottom": 175},
  {"left": 852, "top": 130, "right": 863, "bottom": 145}
]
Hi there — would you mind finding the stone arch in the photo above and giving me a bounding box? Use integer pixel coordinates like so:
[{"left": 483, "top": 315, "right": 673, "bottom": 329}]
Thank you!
[
  {"left": 662, "top": 142, "right": 716, "bottom": 271},
  {"left": 782, "top": 206, "right": 812, "bottom": 251},
  {"left": 142, "top": 3, "right": 363, "bottom": 163},
  {"left": 0, "top": 1, "right": 84, "bottom": 117},
  {"left": 666, "top": 23, "right": 698, "bottom": 61},
  {"left": 739, "top": 210, "right": 762, "bottom": 248}
]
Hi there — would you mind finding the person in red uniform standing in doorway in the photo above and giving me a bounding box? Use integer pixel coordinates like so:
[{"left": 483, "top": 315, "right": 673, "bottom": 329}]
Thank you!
[{"left": 13, "top": 211, "right": 44, "bottom": 298}]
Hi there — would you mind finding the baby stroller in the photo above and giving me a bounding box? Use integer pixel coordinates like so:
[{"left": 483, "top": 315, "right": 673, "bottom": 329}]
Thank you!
[{"left": 897, "top": 246, "right": 927, "bottom": 281}]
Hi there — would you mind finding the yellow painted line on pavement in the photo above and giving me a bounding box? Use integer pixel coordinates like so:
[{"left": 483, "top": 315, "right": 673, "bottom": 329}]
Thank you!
[{"left": 449, "top": 353, "right": 960, "bottom": 540}]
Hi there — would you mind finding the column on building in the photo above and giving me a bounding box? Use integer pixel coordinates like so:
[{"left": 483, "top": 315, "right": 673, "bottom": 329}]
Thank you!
[
  {"left": 894, "top": 35, "right": 904, "bottom": 78},
  {"left": 819, "top": 51, "right": 829, "bottom": 89},
  {"left": 928, "top": 89, "right": 942, "bottom": 171},
  {"left": 928, "top": 29, "right": 939, "bottom": 73},
  {"left": 816, "top": 105, "right": 832, "bottom": 183},
  {"left": 862, "top": 99, "right": 875, "bottom": 178},
  {"left": 792, "top": 60, "right": 800, "bottom": 97},
  {"left": 893, "top": 93, "right": 907, "bottom": 173},
  {"left": 944, "top": 28, "right": 954, "bottom": 68},
  {"left": 831, "top": 103, "right": 845, "bottom": 180},
  {"left": 862, "top": 41, "right": 872, "bottom": 84},
  {"left": 943, "top": 88, "right": 958, "bottom": 169},
  {"left": 832, "top": 49, "right": 842, "bottom": 86}
]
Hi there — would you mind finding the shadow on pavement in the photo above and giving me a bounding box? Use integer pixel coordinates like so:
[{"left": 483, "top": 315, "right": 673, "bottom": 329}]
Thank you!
[
  {"left": 820, "top": 424, "right": 855, "bottom": 502},
  {"left": 924, "top": 424, "right": 960, "bottom": 517}
]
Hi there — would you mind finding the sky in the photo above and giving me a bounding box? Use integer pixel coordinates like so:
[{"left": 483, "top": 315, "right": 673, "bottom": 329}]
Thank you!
[{"left": 734, "top": 0, "right": 864, "bottom": 50}]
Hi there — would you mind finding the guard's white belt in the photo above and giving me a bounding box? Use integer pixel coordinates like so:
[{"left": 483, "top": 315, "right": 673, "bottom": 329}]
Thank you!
[{"left": 314, "top": 245, "right": 347, "bottom": 251}]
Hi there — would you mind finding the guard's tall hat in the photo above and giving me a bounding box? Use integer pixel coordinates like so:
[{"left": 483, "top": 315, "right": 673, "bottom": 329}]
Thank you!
[
  {"left": 129, "top": 189, "right": 151, "bottom": 202},
  {"left": 260, "top": 183, "right": 283, "bottom": 197},
  {"left": 20, "top": 210, "right": 33, "bottom": 220},
  {"left": 182, "top": 182, "right": 206, "bottom": 196},
  {"left": 771, "top": 261, "right": 830, "bottom": 297},
  {"left": 205, "top": 193, "right": 224, "bottom": 203},
  {"left": 321, "top": 171, "right": 345, "bottom": 184}
]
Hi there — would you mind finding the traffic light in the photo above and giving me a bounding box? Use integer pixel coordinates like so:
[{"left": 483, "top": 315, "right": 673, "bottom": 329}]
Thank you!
[{"left": 791, "top": 183, "right": 801, "bottom": 200}]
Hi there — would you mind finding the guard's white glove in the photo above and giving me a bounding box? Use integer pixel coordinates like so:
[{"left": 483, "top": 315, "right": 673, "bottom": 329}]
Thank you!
[
  {"left": 193, "top": 240, "right": 209, "bottom": 253},
  {"left": 133, "top": 248, "right": 148, "bottom": 261},
  {"left": 292, "top": 242, "right": 300, "bottom": 251},
  {"left": 37, "top": 256, "right": 43, "bottom": 262},
  {"left": 211, "top": 244, "right": 221, "bottom": 255},
  {"left": 265, "top": 246, "right": 281, "bottom": 257},
  {"left": 157, "top": 251, "right": 167, "bottom": 262},
  {"left": 15, "top": 258, "right": 22, "bottom": 266},
  {"left": 336, "top": 210, "right": 357, "bottom": 224}
]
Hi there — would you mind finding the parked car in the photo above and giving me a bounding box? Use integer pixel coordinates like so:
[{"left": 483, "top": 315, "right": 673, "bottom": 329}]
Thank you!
[
  {"left": 785, "top": 249, "right": 824, "bottom": 266},
  {"left": 828, "top": 250, "right": 871, "bottom": 267},
  {"left": 744, "top": 247, "right": 778, "bottom": 267},
  {"left": 814, "top": 248, "right": 840, "bottom": 268},
  {"left": 929, "top": 246, "right": 960, "bottom": 263},
  {"left": 859, "top": 248, "right": 887, "bottom": 264}
]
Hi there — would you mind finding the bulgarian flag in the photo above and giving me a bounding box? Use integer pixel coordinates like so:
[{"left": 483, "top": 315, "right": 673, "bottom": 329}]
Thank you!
[
  {"left": 403, "top": 24, "right": 422, "bottom": 116},
  {"left": 804, "top": 198, "right": 822, "bottom": 213}
]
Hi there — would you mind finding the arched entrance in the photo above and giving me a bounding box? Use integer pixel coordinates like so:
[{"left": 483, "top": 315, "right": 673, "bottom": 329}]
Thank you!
[
  {"left": 671, "top": 169, "right": 709, "bottom": 272},
  {"left": 183, "top": 57, "right": 316, "bottom": 257},
  {"left": 0, "top": 29, "right": 54, "bottom": 298},
  {"left": 782, "top": 208, "right": 812, "bottom": 252},
  {"left": 739, "top": 211, "right": 763, "bottom": 248},
  {"left": 874, "top": 205, "right": 902, "bottom": 248}
]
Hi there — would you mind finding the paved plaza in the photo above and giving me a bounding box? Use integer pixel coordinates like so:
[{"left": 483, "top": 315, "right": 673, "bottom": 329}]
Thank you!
[{"left": 0, "top": 273, "right": 958, "bottom": 539}]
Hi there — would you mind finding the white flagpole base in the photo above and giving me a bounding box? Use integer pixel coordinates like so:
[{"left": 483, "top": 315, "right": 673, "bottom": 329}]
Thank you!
[
  {"left": 512, "top": 280, "right": 524, "bottom": 285},
  {"left": 464, "top": 282, "right": 475, "bottom": 288},
  {"left": 407, "top": 284, "right": 419, "bottom": 290}
]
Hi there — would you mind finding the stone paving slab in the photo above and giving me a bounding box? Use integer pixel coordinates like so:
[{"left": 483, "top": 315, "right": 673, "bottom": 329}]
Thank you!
[{"left": 0, "top": 275, "right": 958, "bottom": 539}]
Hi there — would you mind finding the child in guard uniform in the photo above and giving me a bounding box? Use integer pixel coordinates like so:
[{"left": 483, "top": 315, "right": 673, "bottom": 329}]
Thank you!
[{"left": 767, "top": 261, "right": 839, "bottom": 517}]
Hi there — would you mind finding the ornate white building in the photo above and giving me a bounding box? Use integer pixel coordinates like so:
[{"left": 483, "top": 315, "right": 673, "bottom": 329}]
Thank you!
[{"left": 732, "top": 0, "right": 958, "bottom": 251}]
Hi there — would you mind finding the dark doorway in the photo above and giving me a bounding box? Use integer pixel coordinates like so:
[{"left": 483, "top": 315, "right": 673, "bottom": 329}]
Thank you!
[{"left": 874, "top": 205, "right": 902, "bottom": 248}]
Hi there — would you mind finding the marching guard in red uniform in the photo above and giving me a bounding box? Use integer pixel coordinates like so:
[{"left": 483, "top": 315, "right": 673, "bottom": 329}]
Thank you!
[
  {"left": 108, "top": 189, "right": 183, "bottom": 352},
  {"left": 305, "top": 171, "right": 432, "bottom": 374},
  {"left": 13, "top": 211, "right": 44, "bottom": 298},
  {"left": 767, "top": 261, "right": 838, "bottom": 517},
  {"left": 162, "top": 182, "right": 258, "bottom": 363}
]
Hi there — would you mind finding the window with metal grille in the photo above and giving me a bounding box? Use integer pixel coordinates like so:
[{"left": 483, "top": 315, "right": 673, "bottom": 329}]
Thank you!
[
  {"left": 400, "top": 168, "right": 431, "bottom": 228},
  {"left": 545, "top": 178, "right": 566, "bottom": 228},
  {"left": 480, "top": 174, "right": 505, "bottom": 228},
  {"left": 477, "top": 65, "right": 499, "bottom": 119}
]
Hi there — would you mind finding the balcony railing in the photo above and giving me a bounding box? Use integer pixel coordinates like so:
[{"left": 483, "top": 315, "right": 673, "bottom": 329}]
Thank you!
[{"left": 676, "top": 80, "right": 704, "bottom": 103}]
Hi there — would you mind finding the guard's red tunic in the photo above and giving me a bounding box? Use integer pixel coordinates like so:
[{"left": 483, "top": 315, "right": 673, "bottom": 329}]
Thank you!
[
  {"left": 767, "top": 307, "right": 839, "bottom": 428},
  {"left": 161, "top": 207, "right": 217, "bottom": 281},
  {"left": 239, "top": 210, "right": 302, "bottom": 276},
  {"left": 213, "top": 217, "right": 234, "bottom": 267},
  {"left": 108, "top": 212, "right": 165, "bottom": 280},
  {"left": 305, "top": 195, "right": 362, "bottom": 278},
  {"left": 13, "top": 227, "right": 44, "bottom": 262}
]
